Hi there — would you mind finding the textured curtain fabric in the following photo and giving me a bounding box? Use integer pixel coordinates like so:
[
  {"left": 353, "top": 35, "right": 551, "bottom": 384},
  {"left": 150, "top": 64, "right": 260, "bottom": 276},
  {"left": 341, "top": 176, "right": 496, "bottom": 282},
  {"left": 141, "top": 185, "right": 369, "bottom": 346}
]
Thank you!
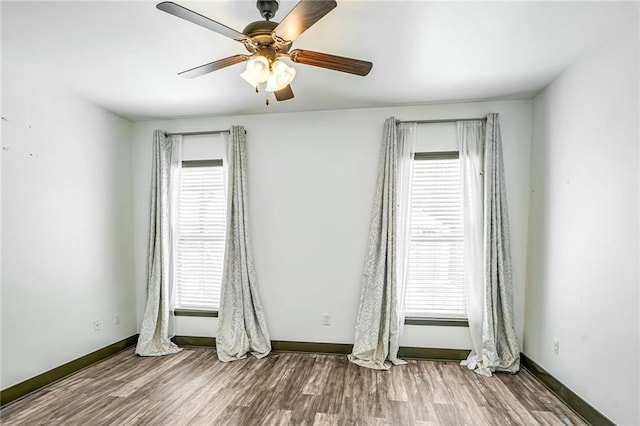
[
  {"left": 348, "top": 117, "right": 413, "bottom": 370},
  {"left": 136, "top": 130, "right": 183, "bottom": 357},
  {"left": 216, "top": 126, "right": 271, "bottom": 362},
  {"left": 458, "top": 120, "right": 486, "bottom": 371},
  {"left": 395, "top": 123, "right": 417, "bottom": 332},
  {"left": 459, "top": 113, "right": 520, "bottom": 376}
]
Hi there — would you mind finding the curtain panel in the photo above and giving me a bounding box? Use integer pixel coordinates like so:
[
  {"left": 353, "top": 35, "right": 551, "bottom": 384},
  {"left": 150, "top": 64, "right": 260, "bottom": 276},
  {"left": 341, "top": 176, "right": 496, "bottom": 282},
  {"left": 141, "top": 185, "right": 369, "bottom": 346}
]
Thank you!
[
  {"left": 459, "top": 113, "right": 520, "bottom": 376},
  {"left": 216, "top": 126, "right": 271, "bottom": 362},
  {"left": 348, "top": 118, "right": 415, "bottom": 370},
  {"left": 458, "top": 120, "right": 485, "bottom": 368},
  {"left": 136, "top": 130, "right": 183, "bottom": 357}
]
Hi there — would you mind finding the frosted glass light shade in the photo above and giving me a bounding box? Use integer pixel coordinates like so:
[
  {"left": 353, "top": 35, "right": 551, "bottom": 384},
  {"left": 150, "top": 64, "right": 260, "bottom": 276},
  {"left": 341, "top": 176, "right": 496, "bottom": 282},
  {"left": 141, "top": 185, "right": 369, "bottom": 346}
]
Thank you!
[
  {"left": 265, "top": 60, "right": 296, "bottom": 92},
  {"left": 240, "top": 70, "right": 259, "bottom": 87},
  {"left": 245, "top": 56, "right": 270, "bottom": 83}
]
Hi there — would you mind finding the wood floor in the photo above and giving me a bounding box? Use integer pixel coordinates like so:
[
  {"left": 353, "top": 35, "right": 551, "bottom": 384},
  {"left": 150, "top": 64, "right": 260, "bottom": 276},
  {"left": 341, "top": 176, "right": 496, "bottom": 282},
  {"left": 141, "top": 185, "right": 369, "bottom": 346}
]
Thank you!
[{"left": 1, "top": 347, "right": 586, "bottom": 425}]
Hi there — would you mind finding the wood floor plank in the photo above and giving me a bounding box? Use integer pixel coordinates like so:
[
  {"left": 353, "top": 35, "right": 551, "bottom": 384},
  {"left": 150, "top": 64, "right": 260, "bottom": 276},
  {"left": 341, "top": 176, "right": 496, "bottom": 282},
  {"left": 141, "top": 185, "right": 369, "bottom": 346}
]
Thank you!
[
  {"left": 312, "top": 412, "right": 340, "bottom": 425},
  {"left": 537, "top": 391, "right": 586, "bottom": 425},
  {"left": 262, "top": 408, "right": 293, "bottom": 425},
  {"left": 1, "top": 347, "right": 588, "bottom": 426},
  {"left": 108, "top": 350, "right": 193, "bottom": 398},
  {"left": 315, "top": 355, "right": 347, "bottom": 415},
  {"left": 387, "top": 364, "right": 410, "bottom": 402},
  {"left": 289, "top": 394, "right": 322, "bottom": 425},
  {"left": 302, "top": 354, "right": 332, "bottom": 396}
]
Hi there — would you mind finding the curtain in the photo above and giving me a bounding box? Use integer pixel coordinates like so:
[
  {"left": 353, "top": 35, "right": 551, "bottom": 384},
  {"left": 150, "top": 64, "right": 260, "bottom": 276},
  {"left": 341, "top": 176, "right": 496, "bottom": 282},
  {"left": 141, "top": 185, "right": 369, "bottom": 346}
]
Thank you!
[
  {"left": 348, "top": 117, "right": 415, "bottom": 370},
  {"left": 458, "top": 120, "right": 485, "bottom": 370},
  {"left": 459, "top": 113, "right": 520, "bottom": 376},
  {"left": 395, "top": 123, "right": 417, "bottom": 337},
  {"left": 216, "top": 126, "right": 271, "bottom": 362},
  {"left": 136, "top": 130, "right": 183, "bottom": 357}
]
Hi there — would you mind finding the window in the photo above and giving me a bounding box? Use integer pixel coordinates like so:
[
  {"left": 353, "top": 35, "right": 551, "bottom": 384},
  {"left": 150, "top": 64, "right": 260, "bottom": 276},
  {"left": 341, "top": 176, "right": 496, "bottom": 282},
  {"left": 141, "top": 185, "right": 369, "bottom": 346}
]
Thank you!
[
  {"left": 175, "top": 160, "right": 226, "bottom": 311},
  {"left": 405, "top": 152, "right": 466, "bottom": 319}
]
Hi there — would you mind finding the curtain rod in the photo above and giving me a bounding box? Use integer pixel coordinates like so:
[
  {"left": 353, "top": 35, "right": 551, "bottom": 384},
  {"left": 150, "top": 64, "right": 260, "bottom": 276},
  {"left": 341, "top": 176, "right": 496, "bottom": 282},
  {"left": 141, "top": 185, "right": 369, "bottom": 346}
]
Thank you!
[
  {"left": 165, "top": 130, "right": 230, "bottom": 136},
  {"left": 397, "top": 117, "right": 486, "bottom": 124}
]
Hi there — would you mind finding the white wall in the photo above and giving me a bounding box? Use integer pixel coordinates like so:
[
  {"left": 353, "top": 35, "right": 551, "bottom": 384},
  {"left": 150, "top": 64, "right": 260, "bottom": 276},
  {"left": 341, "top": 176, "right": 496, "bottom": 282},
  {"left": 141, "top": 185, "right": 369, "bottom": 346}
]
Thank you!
[
  {"left": 132, "top": 99, "right": 532, "bottom": 350},
  {"left": 525, "top": 12, "right": 639, "bottom": 426},
  {"left": 1, "top": 65, "right": 137, "bottom": 389}
]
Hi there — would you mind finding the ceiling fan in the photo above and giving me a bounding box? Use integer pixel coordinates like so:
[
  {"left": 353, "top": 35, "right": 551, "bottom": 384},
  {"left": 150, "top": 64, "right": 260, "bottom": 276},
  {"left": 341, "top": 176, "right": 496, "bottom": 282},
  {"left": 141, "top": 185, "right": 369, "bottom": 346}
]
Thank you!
[{"left": 157, "top": 0, "right": 373, "bottom": 103}]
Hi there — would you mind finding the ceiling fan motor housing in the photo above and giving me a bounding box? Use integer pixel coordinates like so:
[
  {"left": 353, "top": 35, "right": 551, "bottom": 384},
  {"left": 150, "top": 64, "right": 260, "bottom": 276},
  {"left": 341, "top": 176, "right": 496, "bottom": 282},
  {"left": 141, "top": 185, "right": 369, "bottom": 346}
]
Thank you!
[
  {"left": 242, "top": 20, "right": 290, "bottom": 54},
  {"left": 256, "top": 0, "right": 279, "bottom": 20}
]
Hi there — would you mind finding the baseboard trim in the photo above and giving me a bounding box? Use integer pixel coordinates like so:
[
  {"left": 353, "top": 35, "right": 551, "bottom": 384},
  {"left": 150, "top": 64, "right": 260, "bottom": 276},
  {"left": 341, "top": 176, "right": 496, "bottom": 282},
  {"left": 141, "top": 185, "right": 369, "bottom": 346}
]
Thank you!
[
  {"left": 398, "top": 346, "right": 470, "bottom": 361},
  {"left": 171, "top": 336, "right": 470, "bottom": 361},
  {"left": 172, "top": 335, "right": 216, "bottom": 347},
  {"left": 272, "top": 340, "right": 353, "bottom": 354},
  {"left": 172, "top": 336, "right": 353, "bottom": 354},
  {"left": 0, "top": 334, "right": 139, "bottom": 407},
  {"left": 520, "top": 353, "right": 614, "bottom": 426}
]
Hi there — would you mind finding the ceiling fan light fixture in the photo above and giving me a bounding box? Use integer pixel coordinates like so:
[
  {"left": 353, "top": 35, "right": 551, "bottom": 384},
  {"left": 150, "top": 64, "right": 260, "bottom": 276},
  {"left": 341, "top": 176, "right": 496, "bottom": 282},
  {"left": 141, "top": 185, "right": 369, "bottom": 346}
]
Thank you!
[
  {"left": 266, "top": 60, "right": 296, "bottom": 92},
  {"left": 158, "top": 0, "right": 371, "bottom": 103}
]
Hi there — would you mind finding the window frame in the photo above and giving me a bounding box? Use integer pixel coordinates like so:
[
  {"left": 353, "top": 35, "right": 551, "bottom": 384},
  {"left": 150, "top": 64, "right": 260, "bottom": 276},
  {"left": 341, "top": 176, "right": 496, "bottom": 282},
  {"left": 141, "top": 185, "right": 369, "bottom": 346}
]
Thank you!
[
  {"left": 173, "top": 158, "right": 226, "bottom": 316},
  {"left": 403, "top": 150, "right": 468, "bottom": 326}
]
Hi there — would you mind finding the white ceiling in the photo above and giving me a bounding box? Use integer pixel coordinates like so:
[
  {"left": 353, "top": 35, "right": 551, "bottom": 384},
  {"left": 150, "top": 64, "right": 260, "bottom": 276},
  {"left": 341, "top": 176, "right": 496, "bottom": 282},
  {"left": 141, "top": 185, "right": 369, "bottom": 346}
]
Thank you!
[{"left": 2, "top": 1, "right": 637, "bottom": 121}]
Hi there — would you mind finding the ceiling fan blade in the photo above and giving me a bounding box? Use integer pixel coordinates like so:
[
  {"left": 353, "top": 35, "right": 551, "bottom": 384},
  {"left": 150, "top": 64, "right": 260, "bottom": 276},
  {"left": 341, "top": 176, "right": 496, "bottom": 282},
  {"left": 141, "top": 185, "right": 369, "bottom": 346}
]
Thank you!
[
  {"left": 274, "top": 85, "right": 294, "bottom": 101},
  {"left": 157, "top": 2, "right": 248, "bottom": 42},
  {"left": 178, "top": 55, "right": 249, "bottom": 79},
  {"left": 273, "top": 0, "right": 337, "bottom": 42},
  {"left": 289, "top": 49, "right": 373, "bottom": 76}
]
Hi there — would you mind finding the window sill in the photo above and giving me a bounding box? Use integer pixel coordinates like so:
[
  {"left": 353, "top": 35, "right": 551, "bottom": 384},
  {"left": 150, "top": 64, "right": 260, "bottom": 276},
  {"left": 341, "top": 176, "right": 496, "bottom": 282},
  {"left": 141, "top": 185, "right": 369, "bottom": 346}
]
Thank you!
[
  {"left": 174, "top": 309, "right": 218, "bottom": 318},
  {"left": 404, "top": 317, "right": 468, "bottom": 327}
]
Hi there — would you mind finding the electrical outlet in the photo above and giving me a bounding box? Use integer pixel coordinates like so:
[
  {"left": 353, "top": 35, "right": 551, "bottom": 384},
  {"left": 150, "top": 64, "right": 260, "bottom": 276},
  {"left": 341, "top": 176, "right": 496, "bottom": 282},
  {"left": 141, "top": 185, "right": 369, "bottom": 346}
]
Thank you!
[
  {"left": 322, "top": 313, "right": 331, "bottom": 326},
  {"left": 93, "top": 319, "right": 102, "bottom": 332},
  {"left": 114, "top": 313, "right": 121, "bottom": 326},
  {"left": 553, "top": 340, "right": 560, "bottom": 355}
]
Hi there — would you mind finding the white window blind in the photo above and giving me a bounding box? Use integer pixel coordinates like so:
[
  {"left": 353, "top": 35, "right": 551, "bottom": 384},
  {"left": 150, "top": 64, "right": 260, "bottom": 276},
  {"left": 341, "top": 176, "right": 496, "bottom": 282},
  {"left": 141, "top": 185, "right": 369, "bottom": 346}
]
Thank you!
[
  {"left": 175, "top": 160, "right": 226, "bottom": 310},
  {"left": 405, "top": 152, "right": 466, "bottom": 319}
]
